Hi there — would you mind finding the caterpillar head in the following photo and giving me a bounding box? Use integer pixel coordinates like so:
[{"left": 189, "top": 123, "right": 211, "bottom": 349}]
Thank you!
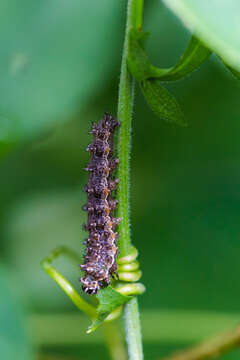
[{"left": 80, "top": 276, "right": 100, "bottom": 295}]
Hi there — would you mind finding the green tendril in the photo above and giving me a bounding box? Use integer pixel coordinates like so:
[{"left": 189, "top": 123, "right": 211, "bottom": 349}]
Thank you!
[
  {"left": 118, "top": 261, "right": 140, "bottom": 272},
  {"left": 41, "top": 245, "right": 144, "bottom": 325},
  {"left": 41, "top": 247, "right": 97, "bottom": 320},
  {"left": 117, "top": 246, "right": 143, "bottom": 283},
  {"left": 117, "top": 246, "right": 138, "bottom": 265}
]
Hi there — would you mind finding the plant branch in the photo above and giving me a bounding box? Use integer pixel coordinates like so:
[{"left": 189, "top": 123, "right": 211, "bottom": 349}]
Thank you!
[
  {"left": 162, "top": 326, "right": 240, "bottom": 360},
  {"left": 117, "top": 0, "right": 144, "bottom": 359}
]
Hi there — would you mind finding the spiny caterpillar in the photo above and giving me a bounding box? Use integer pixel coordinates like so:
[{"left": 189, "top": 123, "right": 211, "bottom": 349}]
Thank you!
[{"left": 80, "top": 113, "right": 121, "bottom": 295}]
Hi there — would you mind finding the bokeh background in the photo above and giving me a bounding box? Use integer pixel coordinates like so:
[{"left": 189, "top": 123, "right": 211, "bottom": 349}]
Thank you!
[{"left": 1, "top": 1, "right": 240, "bottom": 359}]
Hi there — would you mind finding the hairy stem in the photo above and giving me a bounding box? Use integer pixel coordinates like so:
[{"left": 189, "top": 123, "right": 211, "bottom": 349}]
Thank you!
[
  {"left": 162, "top": 326, "right": 240, "bottom": 360},
  {"left": 117, "top": 0, "right": 144, "bottom": 359},
  {"left": 117, "top": 0, "right": 144, "bottom": 258}
]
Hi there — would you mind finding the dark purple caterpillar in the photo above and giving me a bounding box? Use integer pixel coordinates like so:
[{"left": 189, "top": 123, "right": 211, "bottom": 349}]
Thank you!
[{"left": 80, "top": 113, "right": 121, "bottom": 295}]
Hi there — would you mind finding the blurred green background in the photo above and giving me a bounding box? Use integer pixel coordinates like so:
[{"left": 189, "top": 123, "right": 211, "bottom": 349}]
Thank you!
[{"left": 1, "top": 0, "right": 240, "bottom": 359}]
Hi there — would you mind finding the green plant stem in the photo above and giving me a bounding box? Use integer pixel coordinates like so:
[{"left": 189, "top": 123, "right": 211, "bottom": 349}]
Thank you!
[
  {"left": 117, "top": 0, "right": 144, "bottom": 359},
  {"left": 103, "top": 322, "right": 127, "bottom": 360},
  {"left": 117, "top": 0, "right": 144, "bottom": 258},
  {"left": 162, "top": 326, "right": 240, "bottom": 360},
  {"left": 124, "top": 298, "right": 143, "bottom": 360}
]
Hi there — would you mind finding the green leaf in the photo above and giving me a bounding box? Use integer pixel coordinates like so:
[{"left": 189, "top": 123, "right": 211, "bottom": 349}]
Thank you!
[
  {"left": 140, "top": 79, "right": 186, "bottom": 126},
  {"left": 162, "top": 0, "right": 240, "bottom": 72},
  {"left": 128, "top": 30, "right": 210, "bottom": 82},
  {"left": 157, "top": 35, "right": 211, "bottom": 81},
  {"left": 87, "top": 286, "right": 131, "bottom": 333},
  {"left": 0, "top": 0, "right": 123, "bottom": 142}
]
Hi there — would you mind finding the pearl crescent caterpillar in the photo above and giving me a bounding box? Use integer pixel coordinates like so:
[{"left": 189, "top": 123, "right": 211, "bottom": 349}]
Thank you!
[{"left": 80, "top": 113, "right": 120, "bottom": 294}]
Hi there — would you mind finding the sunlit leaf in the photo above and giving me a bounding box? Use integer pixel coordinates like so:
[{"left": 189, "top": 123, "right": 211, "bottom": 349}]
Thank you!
[
  {"left": 163, "top": 0, "right": 240, "bottom": 72},
  {"left": 223, "top": 63, "right": 240, "bottom": 80}
]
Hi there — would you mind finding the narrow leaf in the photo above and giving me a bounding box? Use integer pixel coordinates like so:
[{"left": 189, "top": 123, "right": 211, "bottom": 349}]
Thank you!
[
  {"left": 140, "top": 79, "right": 186, "bottom": 126},
  {"left": 128, "top": 30, "right": 211, "bottom": 82},
  {"left": 87, "top": 286, "right": 131, "bottom": 333},
  {"left": 157, "top": 36, "right": 211, "bottom": 81}
]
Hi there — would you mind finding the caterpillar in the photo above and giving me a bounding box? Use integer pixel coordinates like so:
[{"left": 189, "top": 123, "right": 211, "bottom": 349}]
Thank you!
[{"left": 80, "top": 113, "right": 121, "bottom": 295}]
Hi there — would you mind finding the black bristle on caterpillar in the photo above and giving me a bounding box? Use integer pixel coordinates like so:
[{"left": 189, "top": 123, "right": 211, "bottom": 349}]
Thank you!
[{"left": 80, "top": 113, "right": 121, "bottom": 295}]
